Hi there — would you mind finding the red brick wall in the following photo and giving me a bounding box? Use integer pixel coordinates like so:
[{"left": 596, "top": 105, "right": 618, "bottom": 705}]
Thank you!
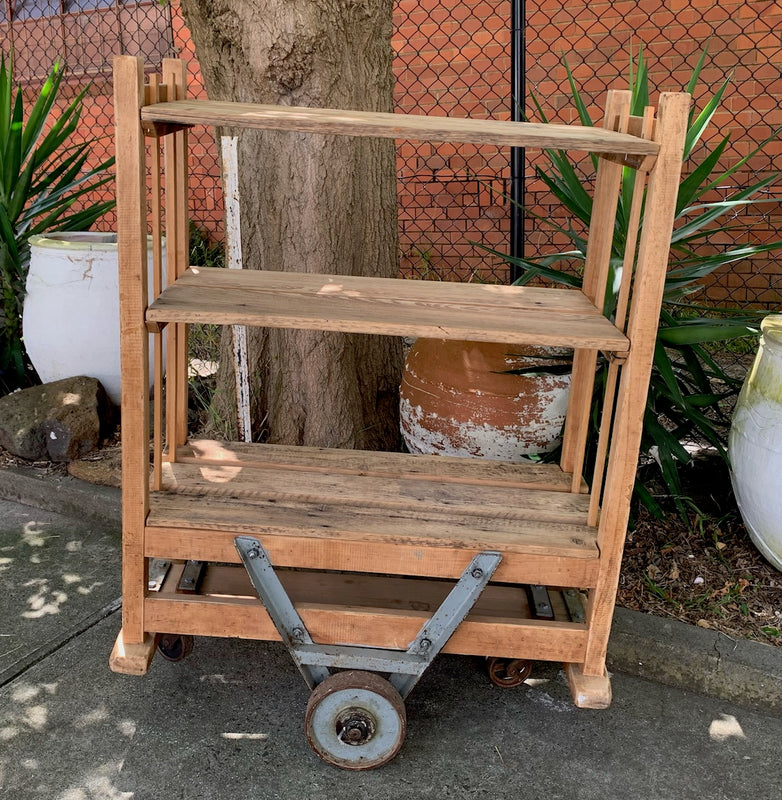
[
  {"left": 24, "top": 0, "right": 782, "bottom": 306},
  {"left": 393, "top": 0, "right": 512, "bottom": 281},
  {"left": 524, "top": 0, "right": 782, "bottom": 306}
]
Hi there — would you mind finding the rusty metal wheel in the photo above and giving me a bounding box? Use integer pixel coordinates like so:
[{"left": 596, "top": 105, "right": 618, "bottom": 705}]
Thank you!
[
  {"left": 305, "top": 671, "right": 406, "bottom": 770},
  {"left": 157, "top": 634, "right": 194, "bottom": 662},
  {"left": 486, "top": 657, "right": 532, "bottom": 688}
]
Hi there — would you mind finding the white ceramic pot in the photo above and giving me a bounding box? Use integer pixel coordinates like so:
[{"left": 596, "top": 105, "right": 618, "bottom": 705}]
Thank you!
[
  {"left": 23, "top": 232, "right": 158, "bottom": 405},
  {"left": 729, "top": 315, "right": 782, "bottom": 572}
]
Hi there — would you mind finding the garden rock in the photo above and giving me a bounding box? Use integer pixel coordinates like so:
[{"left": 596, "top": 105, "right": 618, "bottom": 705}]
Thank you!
[{"left": 0, "top": 376, "right": 113, "bottom": 462}]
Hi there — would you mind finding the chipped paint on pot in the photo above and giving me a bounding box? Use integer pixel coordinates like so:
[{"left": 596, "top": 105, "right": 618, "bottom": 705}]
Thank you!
[
  {"left": 729, "top": 315, "right": 782, "bottom": 572},
  {"left": 400, "top": 339, "right": 571, "bottom": 461}
]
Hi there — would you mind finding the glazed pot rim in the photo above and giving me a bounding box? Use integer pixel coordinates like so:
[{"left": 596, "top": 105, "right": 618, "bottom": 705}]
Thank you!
[
  {"left": 761, "top": 315, "right": 782, "bottom": 348},
  {"left": 29, "top": 232, "right": 158, "bottom": 251}
]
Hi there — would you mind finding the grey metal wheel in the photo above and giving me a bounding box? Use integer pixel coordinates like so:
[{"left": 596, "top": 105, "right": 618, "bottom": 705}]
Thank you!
[{"left": 305, "top": 671, "right": 406, "bottom": 770}]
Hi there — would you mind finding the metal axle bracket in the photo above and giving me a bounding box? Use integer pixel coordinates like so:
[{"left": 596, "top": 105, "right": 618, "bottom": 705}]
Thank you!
[{"left": 234, "top": 536, "right": 501, "bottom": 699}]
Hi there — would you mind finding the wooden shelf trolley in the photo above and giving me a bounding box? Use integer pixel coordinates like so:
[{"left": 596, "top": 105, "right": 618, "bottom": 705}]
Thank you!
[{"left": 110, "top": 55, "right": 689, "bottom": 769}]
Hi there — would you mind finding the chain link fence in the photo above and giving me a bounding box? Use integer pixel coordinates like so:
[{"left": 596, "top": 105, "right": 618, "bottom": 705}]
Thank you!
[
  {"left": 525, "top": 0, "right": 782, "bottom": 311},
  {"left": 3, "top": 0, "right": 780, "bottom": 308}
]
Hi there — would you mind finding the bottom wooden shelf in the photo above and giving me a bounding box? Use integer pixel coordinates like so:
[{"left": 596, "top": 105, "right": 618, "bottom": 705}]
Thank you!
[{"left": 143, "top": 562, "right": 590, "bottom": 664}]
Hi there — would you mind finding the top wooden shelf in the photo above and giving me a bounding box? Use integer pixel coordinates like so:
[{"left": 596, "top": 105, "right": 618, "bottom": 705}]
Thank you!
[{"left": 140, "top": 100, "right": 660, "bottom": 156}]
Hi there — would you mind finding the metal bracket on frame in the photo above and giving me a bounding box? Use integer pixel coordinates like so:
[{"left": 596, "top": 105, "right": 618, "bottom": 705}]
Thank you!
[{"left": 234, "top": 536, "right": 502, "bottom": 699}]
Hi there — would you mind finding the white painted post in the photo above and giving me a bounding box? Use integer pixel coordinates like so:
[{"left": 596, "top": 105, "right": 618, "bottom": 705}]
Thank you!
[{"left": 221, "top": 136, "right": 252, "bottom": 442}]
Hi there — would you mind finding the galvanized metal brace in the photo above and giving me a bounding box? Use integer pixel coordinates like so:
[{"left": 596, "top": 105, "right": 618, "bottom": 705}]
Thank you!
[{"left": 234, "top": 536, "right": 502, "bottom": 699}]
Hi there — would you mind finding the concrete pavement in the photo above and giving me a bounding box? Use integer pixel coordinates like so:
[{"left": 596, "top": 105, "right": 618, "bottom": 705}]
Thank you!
[{"left": 1, "top": 472, "right": 781, "bottom": 798}]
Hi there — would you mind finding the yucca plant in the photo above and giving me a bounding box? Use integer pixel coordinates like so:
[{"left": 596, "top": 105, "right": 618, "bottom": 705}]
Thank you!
[
  {"left": 492, "top": 47, "right": 781, "bottom": 516},
  {"left": 0, "top": 55, "right": 115, "bottom": 394}
]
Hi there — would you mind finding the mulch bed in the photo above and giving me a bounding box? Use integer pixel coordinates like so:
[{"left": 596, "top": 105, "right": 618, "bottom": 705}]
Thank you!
[{"left": 618, "top": 505, "right": 782, "bottom": 646}]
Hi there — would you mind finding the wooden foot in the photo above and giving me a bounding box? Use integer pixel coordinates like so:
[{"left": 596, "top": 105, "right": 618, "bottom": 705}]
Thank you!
[
  {"left": 109, "top": 629, "right": 158, "bottom": 675},
  {"left": 564, "top": 662, "right": 612, "bottom": 709}
]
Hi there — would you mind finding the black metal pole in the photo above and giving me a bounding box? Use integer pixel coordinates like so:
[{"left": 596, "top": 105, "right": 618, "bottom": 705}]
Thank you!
[{"left": 509, "top": 0, "right": 526, "bottom": 283}]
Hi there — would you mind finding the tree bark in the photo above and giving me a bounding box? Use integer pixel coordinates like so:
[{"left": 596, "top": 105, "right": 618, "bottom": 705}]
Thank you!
[{"left": 180, "top": 0, "right": 402, "bottom": 449}]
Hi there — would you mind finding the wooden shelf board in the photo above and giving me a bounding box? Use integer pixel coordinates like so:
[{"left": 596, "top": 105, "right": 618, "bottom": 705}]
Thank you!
[
  {"left": 147, "top": 268, "right": 629, "bottom": 350},
  {"left": 159, "top": 464, "right": 590, "bottom": 526},
  {"left": 139, "top": 100, "right": 658, "bottom": 158},
  {"left": 177, "top": 440, "right": 589, "bottom": 493},
  {"left": 147, "top": 440, "right": 599, "bottom": 585}
]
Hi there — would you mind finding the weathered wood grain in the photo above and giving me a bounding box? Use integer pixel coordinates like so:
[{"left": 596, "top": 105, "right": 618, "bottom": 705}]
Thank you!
[
  {"left": 146, "top": 267, "right": 629, "bottom": 350},
  {"left": 140, "top": 99, "right": 659, "bottom": 157}
]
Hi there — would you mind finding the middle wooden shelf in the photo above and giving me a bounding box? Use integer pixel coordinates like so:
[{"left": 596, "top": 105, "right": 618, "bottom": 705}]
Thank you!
[{"left": 146, "top": 267, "right": 630, "bottom": 350}]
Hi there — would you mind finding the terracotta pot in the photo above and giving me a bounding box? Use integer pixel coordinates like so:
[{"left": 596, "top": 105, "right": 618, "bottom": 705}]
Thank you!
[{"left": 400, "top": 338, "right": 571, "bottom": 460}]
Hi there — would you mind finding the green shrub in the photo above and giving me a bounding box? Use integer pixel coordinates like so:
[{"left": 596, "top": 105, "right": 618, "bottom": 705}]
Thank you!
[
  {"left": 0, "top": 56, "right": 114, "bottom": 394},
  {"left": 491, "top": 47, "right": 781, "bottom": 516}
]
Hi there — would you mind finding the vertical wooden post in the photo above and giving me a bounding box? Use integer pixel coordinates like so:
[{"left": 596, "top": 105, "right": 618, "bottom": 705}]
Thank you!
[
  {"left": 113, "top": 55, "right": 150, "bottom": 647},
  {"left": 149, "top": 76, "right": 165, "bottom": 492},
  {"left": 560, "top": 91, "right": 630, "bottom": 490},
  {"left": 170, "top": 60, "right": 190, "bottom": 447},
  {"left": 162, "top": 59, "right": 189, "bottom": 457},
  {"left": 587, "top": 108, "right": 655, "bottom": 527},
  {"left": 582, "top": 92, "right": 690, "bottom": 677}
]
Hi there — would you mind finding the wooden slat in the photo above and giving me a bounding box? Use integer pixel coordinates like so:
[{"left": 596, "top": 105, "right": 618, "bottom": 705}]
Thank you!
[
  {"left": 561, "top": 91, "right": 631, "bottom": 485},
  {"left": 113, "top": 55, "right": 150, "bottom": 645},
  {"left": 147, "top": 268, "right": 629, "bottom": 350},
  {"left": 147, "top": 491, "right": 595, "bottom": 554},
  {"left": 177, "top": 439, "right": 583, "bottom": 492},
  {"left": 163, "top": 64, "right": 180, "bottom": 464},
  {"left": 143, "top": 595, "right": 587, "bottom": 663},
  {"left": 145, "top": 524, "right": 598, "bottom": 587},
  {"left": 581, "top": 91, "right": 631, "bottom": 309},
  {"left": 161, "top": 462, "right": 590, "bottom": 525},
  {"left": 139, "top": 100, "right": 659, "bottom": 157},
  {"left": 149, "top": 75, "right": 164, "bottom": 493},
  {"left": 160, "top": 59, "right": 190, "bottom": 454},
  {"left": 587, "top": 108, "right": 656, "bottom": 526},
  {"left": 169, "top": 60, "right": 190, "bottom": 448},
  {"left": 583, "top": 92, "right": 691, "bottom": 676},
  {"left": 174, "top": 265, "right": 594, "bottom": 312}
]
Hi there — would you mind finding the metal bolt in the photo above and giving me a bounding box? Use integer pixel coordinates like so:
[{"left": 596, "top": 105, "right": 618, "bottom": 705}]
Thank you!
[
  {"left": 471, "top": 567, "right": 484, "bottom": 580},
  {"left": 419, "top": 637, "right": 431, "bottom": 651},
  {"left": 291, "top": 627, "right": 305, "bottom": 642},
  {"left": 247, "top": 548, "right": 260, "bottom": 560}
]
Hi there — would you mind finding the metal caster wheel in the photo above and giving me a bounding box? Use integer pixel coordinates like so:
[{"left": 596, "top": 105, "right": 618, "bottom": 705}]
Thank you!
[
  {"left": 305, "top": 671, "right": 406, "bottom": 770},
  {"left": 157, "top": 634, "right": 194, "bottom": 662},
  {"left": 486, "top": 657, "right": 532, "bottom": 688}
]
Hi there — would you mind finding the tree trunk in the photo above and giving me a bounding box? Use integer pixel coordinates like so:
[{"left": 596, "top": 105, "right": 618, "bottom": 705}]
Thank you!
[{"left": 180, "top": 0, "right": 402, "bottom": 449}]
